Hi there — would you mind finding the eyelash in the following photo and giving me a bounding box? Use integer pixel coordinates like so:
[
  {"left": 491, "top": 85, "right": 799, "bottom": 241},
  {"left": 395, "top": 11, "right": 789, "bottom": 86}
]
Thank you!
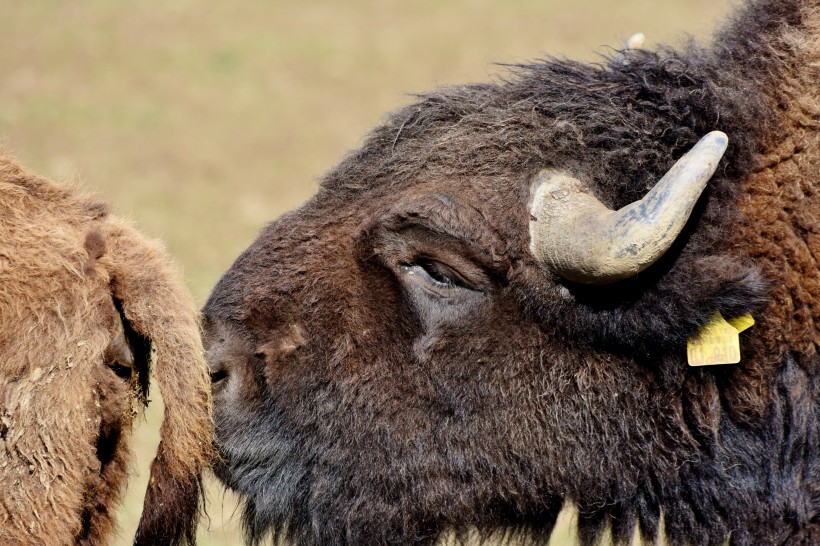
[{"left": 400, "top": 259, "right": 471, "bottom": 290}]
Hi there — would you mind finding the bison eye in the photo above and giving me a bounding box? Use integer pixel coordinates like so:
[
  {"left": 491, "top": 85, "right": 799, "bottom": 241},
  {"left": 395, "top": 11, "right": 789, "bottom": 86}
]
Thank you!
[{"left": 400, "top": 259, "right": 475, "bottom": 291}]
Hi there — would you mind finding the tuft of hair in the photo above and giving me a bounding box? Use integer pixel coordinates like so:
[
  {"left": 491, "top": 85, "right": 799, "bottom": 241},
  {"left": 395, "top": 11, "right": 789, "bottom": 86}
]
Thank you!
[{"left": 103, "top": 218, "right": 215, "bottom": 545}]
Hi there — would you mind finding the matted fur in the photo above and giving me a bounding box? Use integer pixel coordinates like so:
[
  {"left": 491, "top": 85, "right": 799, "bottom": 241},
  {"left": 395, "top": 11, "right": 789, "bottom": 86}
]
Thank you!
[
  {"left": 204, "top": 1, "right": 818, "bottom": 545},
  {"left": 0, "top": 157, "right": 213, "bottom": 545}
]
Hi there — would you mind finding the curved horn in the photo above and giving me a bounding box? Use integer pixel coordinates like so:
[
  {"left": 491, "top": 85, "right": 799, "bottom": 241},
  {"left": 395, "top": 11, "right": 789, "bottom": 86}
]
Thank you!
[{"left": 528, "top": 131, "right": 728, "bottom": 284}]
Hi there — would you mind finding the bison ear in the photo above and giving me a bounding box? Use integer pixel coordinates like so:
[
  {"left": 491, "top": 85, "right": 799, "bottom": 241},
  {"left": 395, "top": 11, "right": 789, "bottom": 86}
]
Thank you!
[
  {"left": 519, "top": 252, "right": 769, "bottom": 355},
  {"left": 101, "top": 219, "right": 213, "bottom": 546}
]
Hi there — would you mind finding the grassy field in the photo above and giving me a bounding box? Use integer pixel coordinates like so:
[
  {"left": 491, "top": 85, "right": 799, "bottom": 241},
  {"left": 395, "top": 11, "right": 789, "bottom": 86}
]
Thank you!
[{"left": 0, "top": 1, "right": 730, "bottom": 544}]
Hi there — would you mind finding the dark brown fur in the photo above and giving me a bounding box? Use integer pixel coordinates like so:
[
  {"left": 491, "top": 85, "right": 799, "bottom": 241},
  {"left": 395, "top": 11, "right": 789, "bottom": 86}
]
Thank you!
[
  {"left": 204, "top": 1, "right": 819, "bottom": 544},
  {"left": 0, "top": 157, "right": 213, "bottom": 545}
]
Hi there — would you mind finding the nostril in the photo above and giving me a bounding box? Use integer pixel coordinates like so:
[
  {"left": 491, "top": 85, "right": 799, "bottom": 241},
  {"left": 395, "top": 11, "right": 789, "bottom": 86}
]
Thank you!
[
  {"left": 210, "top": 366, "right": 228, "bottom": 385},
  {"left": 203, "top": 316, "right": 250, "bottom": 388}
]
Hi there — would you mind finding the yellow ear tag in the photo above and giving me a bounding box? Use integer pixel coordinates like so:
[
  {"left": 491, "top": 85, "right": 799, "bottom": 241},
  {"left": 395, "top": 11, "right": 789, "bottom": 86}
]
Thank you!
[{"left": 687, "top": 313, "right": 755, "bottom": 366}]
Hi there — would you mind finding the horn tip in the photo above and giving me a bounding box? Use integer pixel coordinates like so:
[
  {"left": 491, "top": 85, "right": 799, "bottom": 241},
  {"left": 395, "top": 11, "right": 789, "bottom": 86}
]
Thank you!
[
  {"left": 705, "top": 130, "right": 729, "bottom": 148},
  {"left": 625, "top": 33, "right": 645, "bottom": 50}
]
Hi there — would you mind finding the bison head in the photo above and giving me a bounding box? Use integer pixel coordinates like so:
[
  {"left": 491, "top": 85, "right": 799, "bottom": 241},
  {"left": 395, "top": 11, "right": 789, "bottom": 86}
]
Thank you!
[{"left": 202, "top": 4, "right": 808, "bottom": 544}]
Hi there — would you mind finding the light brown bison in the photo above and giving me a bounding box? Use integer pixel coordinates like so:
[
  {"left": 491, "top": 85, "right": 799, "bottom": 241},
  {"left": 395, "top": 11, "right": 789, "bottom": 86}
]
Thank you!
[
  {"left": 204, "top": 0, "right": 819, "bottom": 544},
  {"left": 0, "top": 156, "right": 212, "bottom": 545}
]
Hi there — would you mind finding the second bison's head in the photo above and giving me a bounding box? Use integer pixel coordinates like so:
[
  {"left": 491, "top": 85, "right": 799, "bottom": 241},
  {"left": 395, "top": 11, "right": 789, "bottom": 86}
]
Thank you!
[{"left": 203, "top": 52, "right": 770, "bottom": 544}]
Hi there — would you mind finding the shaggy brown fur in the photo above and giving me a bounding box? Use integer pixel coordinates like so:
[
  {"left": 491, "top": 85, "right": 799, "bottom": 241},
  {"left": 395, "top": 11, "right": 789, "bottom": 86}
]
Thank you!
[
  {"left": 204, "top": 1, "right": 818, "bottom": 545},
  {"left": 0, "top": 156, "right": 213, "bottom": 545}
]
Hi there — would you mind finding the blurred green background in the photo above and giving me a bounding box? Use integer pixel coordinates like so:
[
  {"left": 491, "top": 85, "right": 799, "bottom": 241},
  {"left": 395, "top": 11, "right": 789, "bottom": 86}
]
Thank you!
[{"left": 0, "top": 1, "right": 730, "bottom": 544}]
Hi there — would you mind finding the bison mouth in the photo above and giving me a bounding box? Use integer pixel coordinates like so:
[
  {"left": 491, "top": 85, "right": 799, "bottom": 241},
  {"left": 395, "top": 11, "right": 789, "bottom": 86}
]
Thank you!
[
  {"left": 209, "top": 446, "right": 233, "bottom": 486},
  {"left": 210, "top": 397, "right": 318, "bottom": 541}
]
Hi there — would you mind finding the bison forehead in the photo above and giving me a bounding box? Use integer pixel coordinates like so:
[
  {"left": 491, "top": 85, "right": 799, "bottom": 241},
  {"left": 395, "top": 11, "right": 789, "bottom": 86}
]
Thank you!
[{"left": 207, "top": 176, "right": 528, "bottom": 317}]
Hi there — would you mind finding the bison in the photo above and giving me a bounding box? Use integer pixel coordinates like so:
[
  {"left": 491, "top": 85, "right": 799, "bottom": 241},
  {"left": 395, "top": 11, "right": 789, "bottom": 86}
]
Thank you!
[
  {"left": 203, "top": 0, "right": 819, "bottom": 544},
  {"left": 0, "top": 156, "right": 212, "bottom": 545}
]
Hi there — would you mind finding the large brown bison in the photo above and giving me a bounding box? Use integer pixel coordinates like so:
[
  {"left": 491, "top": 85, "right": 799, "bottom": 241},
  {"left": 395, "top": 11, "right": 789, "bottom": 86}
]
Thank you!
[
  {"left": 0, "top": 156, "right": 212, "bottom": 545},
  {"left": 203, "top": 0, "right": 819, "bottom": 544}
]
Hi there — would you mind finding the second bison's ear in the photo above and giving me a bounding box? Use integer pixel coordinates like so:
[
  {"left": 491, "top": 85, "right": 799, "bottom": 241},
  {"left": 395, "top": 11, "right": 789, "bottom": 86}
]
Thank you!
[{"left": 102, "top": 218, "right": 213, "bottom": 546}]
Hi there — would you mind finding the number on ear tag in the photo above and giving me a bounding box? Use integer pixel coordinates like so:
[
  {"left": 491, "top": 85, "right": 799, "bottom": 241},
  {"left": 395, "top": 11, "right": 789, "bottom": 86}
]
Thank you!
[{"left": 687, "top": 313, "right": 754, "bottom": 367}]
